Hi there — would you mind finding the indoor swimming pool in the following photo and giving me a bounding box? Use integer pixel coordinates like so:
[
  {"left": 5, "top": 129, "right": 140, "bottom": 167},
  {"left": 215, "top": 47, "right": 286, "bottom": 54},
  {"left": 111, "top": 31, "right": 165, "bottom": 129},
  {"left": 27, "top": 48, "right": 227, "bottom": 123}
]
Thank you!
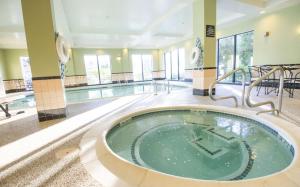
[
  {"left": 106, "top": 109, "right": 294, "bottom": 181},
  {"left": 8, "top": 82, "right": 186, "bottom": 109}
]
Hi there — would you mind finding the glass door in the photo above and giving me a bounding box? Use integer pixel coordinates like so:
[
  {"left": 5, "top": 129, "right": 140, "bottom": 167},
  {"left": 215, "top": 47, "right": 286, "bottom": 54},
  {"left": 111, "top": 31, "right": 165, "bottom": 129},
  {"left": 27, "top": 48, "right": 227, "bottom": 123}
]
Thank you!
[
  {"left": 179, "top": 48, "right": 185, "bottom": 80},
  {"left": 84, "top": 55, "right": 100, "bottom": 85},
  {"left": 171, "top": 49, "right": 179, "bottom": 80},
  {"left": 165, "top": 52, "right": 171, "bottom": 80},
  {"left": 217, "top": 31, "right": 254, "bottom": 84},
  {"left": 20, "top": 56, "right": 32, "bottom": 90},
  {"left": 236, "top": 32, "right": 253, "bottom": 83},
  {"left": 164, "top": 49, "right": 185, "bottom": 81},
  {"left": 142, "top": 55, "right": 153, "bottom": 81},
  {"left": 132, "top": 54, "right": 153, "bottom": 81},
  {"left": 218, "top": 36, "right": 235, "bottom": 83},
  {"left": 98, "top": 55, "right": 112, "bottom": 84},
  {"left": 132, "top": 55, "right": 143, "bottom": 81}
]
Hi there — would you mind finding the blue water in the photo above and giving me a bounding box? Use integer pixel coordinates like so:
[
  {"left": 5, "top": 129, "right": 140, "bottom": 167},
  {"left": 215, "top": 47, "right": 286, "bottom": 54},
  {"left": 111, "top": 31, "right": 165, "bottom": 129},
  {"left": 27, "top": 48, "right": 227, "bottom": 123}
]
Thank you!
[
  {"left": 8, "top": 83, "right": 184, "bottom": 109},
  {"left": 106, "top": 110, "right": 294, "bottom": 181}
]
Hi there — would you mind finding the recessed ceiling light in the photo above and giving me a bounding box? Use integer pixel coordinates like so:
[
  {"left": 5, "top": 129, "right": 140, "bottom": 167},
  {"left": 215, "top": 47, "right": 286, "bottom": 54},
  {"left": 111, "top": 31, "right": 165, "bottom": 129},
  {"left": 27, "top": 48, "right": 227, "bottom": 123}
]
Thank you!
[
  {"left": 297, "top": 26, "right": 300, "bottom": 34},
  {"left": 260, "top": 10, "right": 266, "bottom": 14}
]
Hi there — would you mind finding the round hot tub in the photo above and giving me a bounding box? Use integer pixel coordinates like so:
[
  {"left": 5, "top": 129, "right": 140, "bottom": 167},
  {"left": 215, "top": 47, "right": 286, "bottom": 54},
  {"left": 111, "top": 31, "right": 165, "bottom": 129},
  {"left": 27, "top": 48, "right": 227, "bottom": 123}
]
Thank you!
[{"left": 94, "top": 106, "right": 299, "bottom": 187}]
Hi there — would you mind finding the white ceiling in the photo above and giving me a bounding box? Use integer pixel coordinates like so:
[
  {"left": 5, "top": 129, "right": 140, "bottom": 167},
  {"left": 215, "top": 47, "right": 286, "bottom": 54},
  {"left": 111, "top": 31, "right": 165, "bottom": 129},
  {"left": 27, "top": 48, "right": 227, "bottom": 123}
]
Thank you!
[{"left": 0, "top": 0, "right": 299, "bottom": 49}]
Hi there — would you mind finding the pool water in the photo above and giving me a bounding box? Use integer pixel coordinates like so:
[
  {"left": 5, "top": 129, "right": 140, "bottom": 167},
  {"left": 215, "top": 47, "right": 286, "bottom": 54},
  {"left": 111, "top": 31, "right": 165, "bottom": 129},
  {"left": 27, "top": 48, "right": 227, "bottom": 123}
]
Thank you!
[
  {"left": 9, "top": 83, "right": 184, "bottom": 109},
  {"left": 106, "top": 110, "right": 294, "bottom": 181}
]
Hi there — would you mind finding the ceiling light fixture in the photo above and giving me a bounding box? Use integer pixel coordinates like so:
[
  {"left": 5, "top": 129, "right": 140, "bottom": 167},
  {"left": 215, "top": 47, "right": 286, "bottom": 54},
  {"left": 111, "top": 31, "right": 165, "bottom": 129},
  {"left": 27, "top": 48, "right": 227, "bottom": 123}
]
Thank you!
[
  {"left": 297, "top": 26, "right": 300, "bottom": 35},
  {"left": 260, "top": 10, "right": 266, "bottom": 14}
]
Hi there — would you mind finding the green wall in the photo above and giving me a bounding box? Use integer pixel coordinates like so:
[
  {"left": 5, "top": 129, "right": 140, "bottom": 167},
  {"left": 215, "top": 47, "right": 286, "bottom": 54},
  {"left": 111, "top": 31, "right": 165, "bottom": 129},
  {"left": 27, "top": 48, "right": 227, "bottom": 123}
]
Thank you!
[
  {"left": 71, "top": 48, "right": 123, "bottom": 75},
  {"left": 162, "top": 39, "right": 194, "bottom": 70},
  {"left": 218, "top": 4, "right": 300, "bottom": 65},
  {"left": 195, "top": 0, "right": 216, "bottom": 68},
  {"left": 22, "top": 0, "right": 61, "bottom": 77},
  {"left": 1, "top": 49, "right": 28, "bottom": 80},
  {"left": 128, "top": 49, "right": 161, "bottom": 72},
  {"left": 0, "top": 48, "right": 162, "bottom": 79},
  {"left": 0, "top": 50, "right": 6, "bottom": 80},
  {"left": 70, "top": 48, "right": 161, "bottom": 76}
]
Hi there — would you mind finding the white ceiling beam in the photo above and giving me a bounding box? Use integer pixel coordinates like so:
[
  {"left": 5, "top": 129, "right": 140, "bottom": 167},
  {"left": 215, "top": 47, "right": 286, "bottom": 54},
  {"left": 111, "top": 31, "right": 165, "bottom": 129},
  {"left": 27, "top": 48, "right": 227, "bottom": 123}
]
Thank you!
[
  {"left": 130, "top": 0, "right": 193, "bottom": 47},
  {"left": 0, "top": 26, "right": 24, "bottom": 32},
  {"left": 144, "top": 0, "right": 193, "bottom": 34},
  {"left": 235, "top": 0, "right": 267, "bottom": 8}
]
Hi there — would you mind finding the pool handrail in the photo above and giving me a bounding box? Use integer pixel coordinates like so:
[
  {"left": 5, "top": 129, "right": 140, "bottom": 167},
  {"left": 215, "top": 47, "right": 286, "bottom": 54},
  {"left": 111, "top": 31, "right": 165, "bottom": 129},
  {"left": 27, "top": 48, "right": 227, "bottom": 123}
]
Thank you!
[
  {"left": 209, "top": 68, "right": 246, "bottom": 107},
  {"left": 153, "top": 80, "right": 158, "bottom": 95},
  {"left": 245, "top": 66, "right": 284, "bottom": 115},
  {"left": 167, "top": 79, "right": 170, "bottom": 94}
]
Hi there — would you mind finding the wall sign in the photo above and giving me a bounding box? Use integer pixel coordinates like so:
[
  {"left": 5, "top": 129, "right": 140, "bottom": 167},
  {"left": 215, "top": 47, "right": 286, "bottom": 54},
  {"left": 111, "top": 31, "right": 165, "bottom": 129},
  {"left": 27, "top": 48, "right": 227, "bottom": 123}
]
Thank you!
[{"left": 206, "top": 25, "right": 215, "bottom": 37}]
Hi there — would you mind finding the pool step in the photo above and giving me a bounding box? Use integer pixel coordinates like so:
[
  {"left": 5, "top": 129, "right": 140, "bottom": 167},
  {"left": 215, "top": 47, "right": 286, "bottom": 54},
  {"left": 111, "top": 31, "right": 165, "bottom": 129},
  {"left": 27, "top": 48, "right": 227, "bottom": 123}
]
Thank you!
[
  {"left": 184, "top": 116, "right": 210, "bottom": 127},
  {"left": 190, "top": 137, "right": 228, "bottom": 159},
  {"left": 206, "top": 128, "right": 236, "bottom": 143}
]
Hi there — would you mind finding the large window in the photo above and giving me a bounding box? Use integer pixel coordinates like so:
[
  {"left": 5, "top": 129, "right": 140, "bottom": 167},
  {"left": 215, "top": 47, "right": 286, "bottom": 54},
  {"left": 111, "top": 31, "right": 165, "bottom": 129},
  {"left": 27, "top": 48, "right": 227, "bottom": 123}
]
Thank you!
[
  {"left": 98, "top": 55, "right": 112, "bottom": 84},
  {"left": 179, "top": 48, "right": 185, "bottom": 80},
  {"left": 132, "top": 54, "right": 153, "bottom": 81},
  {"left": 84, "top": 55, "right": 112, "bottom": 85},
  {"left": 164, "top": 48, "right": 185, "bottom": 80},
  {"left": 20, "top": 56, "right": 32, "bottom": 90},
  {"left": 217, "top": 31, "right": 253, "bottom": 83},
  {"left": 165, "top": 52, "right": 171, "bottom": 80}
]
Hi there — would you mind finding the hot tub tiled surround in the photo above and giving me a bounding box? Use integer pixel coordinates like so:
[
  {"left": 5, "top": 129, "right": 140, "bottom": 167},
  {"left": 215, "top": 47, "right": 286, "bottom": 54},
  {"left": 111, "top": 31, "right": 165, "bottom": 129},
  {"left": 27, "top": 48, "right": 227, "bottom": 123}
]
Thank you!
[
  {"left": 89, "top": 105, "right": 300, "bottom": 187},
  {"left": 3, "top": 79, "right": 27, "bottom": 93},
  {"left": 111, "top": 72, "right": 134, "bottom": 83},
  {"left": 32, "top": 76, "right": 67, "bottom": 121},
  {"left": 152, "top": 71, "right": 166, "bottom": 80}
]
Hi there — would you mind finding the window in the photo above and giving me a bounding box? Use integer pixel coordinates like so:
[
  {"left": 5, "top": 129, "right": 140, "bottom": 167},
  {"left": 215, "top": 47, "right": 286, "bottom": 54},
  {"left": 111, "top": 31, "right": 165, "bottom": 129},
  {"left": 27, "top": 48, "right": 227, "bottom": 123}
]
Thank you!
[
  {"left": 165, "top": 52, "right": 171, "bottom": 80},
  {"left": 217, "top": 31, "right": 254, "bottom": 83},
  {"left": 84, "top": 55, "right": 112, "bottom": 85},
  {"left": 84, "top": 55, "right": 99, "bottom": 85},
  {"left": 98, "top": 55, "right": 112, "bottom": 84},
  {"left": 132, "top": 54, "right": 153, "bottom": 82},
  {"left": 20, "top": 56, "right": 32, "bottom": 90},
  {"left": 218, "top": 37, "right": 235, "bottom": 83},
  {"left": 236, "top": 32, "right": 254, "bottom": 82},
  {"left": 132, "top": 55, "right": 143, "bottom": 81},
  {"left": 171, "top": 50, "right": 179, "bottom": 80},
  {"left": 164, "top": 48, "right": 185, "bottom": 80},
  {"left": 179, "top": 48, "right": 185, "bottom": 80}
]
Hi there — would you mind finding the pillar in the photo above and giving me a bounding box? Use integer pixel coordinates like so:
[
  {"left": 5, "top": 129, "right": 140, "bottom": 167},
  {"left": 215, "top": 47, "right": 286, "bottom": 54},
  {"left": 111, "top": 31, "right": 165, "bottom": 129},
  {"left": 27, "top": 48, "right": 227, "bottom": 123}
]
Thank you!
[
  {"left": 22, "top": 0, "right": 67, "bottom": 121},
  {"left": 192, "top": 0, "right": 217, "bottom": 96}
]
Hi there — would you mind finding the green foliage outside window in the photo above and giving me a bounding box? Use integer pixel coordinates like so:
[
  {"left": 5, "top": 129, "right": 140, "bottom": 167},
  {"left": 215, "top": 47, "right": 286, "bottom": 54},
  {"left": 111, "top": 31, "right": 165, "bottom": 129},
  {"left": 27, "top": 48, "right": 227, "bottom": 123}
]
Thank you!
[{"left": 218, "top": 31, "right": 254, "bottom": 83}]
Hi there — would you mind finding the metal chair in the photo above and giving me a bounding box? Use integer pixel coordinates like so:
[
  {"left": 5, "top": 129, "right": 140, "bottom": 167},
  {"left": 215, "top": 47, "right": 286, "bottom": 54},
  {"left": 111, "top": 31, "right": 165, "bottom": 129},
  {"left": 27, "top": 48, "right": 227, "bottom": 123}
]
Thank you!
[
  {"left": 291, "top": 71, "right": 300, "bottom": 98},
  {"left": 258, "top": 65, "right": 277, "bottom": 96},
  {"left": 282, "top": 66, "right": 295, "bottom": 97},
  {"left": 248, "top": 66, "right": 261, "bottom": 95}
]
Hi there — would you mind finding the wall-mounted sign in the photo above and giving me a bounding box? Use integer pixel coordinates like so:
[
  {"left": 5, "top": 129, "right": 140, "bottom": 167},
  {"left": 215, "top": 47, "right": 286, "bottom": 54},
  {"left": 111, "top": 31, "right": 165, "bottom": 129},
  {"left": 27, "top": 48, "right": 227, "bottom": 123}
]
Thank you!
[{"left": 206, "top": 25, "right": 215, "bottom": 37}]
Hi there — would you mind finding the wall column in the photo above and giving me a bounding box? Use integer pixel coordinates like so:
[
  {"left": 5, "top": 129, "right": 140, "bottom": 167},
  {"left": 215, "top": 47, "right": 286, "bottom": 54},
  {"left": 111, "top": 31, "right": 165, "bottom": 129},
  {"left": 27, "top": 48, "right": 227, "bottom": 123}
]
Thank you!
[
  {"left": 192, "top": 0, "right": 217, "bottom": 96},
  {"left": 22, "top": 0, "right": 67, "bottom": 121}
]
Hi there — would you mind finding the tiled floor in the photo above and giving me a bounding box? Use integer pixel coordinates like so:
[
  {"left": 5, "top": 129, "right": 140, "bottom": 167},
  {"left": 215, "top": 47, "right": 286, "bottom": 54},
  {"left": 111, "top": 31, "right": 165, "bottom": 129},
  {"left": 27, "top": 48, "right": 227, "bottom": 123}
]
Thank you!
[
  {"left": 0, "top": 84, "right": 300, "bottom": 186},
  {"left": 0, "top": 97, "right": 116, "bottom": 146}
]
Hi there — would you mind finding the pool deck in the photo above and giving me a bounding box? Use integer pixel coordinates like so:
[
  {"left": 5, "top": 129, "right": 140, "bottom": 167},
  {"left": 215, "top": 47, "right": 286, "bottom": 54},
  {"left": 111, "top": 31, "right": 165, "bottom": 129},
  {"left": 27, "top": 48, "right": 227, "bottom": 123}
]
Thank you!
[{"left": 0, "top": 84, "right": 300, "bottom": 186}]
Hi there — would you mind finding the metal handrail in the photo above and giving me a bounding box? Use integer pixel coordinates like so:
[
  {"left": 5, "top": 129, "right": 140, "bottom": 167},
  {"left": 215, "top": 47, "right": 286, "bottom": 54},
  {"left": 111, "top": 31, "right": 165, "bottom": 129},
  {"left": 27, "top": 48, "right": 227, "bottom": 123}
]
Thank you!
[
  {"left": 153, "top": 80, "right": 158, "bottom": 95},
  {"left": 245, "top": 66, "right": 284, "bottom": 115},
  {"left": 167, "top": 80, "right": 170, "bottom": 94},
  {"left": 209, "top": 68, "right": 246, "bottom": 107}
]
